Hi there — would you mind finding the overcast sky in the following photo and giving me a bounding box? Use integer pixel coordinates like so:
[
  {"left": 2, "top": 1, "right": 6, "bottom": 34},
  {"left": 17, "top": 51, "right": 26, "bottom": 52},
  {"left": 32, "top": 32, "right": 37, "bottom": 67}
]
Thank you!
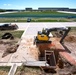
[{"left": 0, "top": 0, "right": 76, "bottom": 9}]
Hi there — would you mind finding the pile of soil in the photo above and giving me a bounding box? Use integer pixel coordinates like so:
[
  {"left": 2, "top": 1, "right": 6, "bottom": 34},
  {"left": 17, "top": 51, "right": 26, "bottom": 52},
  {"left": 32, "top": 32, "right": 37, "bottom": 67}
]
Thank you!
[
  {"left": 2, "top": 44, "right": 19, "bottom": 58},
  {"left": 0, "top": 38, "right": 19, "bottom": 58},
  {"left": 6, "top": 44, "right": 19, "bottom": 53},
  {"left": 64, "top": 35, "right": 76, "bottom": 42}
]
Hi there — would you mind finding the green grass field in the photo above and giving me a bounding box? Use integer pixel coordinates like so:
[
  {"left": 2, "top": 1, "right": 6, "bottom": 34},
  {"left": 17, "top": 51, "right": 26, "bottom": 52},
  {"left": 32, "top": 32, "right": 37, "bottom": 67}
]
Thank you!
[
  {"left": 15, "top": 66, "right": 42, "bottom": 75},
  {"left": 0, "top": 11, "right": 76, "bottom": 22},
  {"left": 0, "top": 11, "right": 76, "bottom": 18},
  {"left": 1, "top": 11, "right": 76, "bottom": 15},
  {"left": 0, "top": 17, "right": 76, "bottom": 22}
]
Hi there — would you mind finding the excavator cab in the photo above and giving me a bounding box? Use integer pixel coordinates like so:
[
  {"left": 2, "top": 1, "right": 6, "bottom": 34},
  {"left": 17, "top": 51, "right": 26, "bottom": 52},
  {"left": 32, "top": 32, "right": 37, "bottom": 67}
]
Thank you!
[
  {"left": 34, "top": 28, "right": 52, "bottom": 44},
  {"left": 37, "top": 31, "right": 49, "bottom": 41},
  {"left": 37, "top": 28, "right": 49, "bottom": 41}
]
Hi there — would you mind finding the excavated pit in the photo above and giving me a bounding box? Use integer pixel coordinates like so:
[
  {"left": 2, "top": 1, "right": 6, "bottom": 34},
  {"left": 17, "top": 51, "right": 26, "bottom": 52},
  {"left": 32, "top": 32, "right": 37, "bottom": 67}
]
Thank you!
[{"left": 36, "top": 43, "right": 59, "bottom": 62}]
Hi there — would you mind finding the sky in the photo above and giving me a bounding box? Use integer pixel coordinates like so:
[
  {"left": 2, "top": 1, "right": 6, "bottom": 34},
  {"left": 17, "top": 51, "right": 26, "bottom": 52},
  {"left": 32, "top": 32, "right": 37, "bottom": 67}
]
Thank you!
[{"left": 0, "top": 0, "right": 76, "bottom": 9}]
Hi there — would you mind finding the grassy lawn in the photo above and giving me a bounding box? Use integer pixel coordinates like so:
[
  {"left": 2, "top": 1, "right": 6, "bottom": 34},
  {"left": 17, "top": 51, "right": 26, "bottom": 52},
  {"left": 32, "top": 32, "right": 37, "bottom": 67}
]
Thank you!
[
  {"left": 0, "top": 66, "right": 10, "bottom": 71},
  {"left": 0, "top": 66, "right": 10, "bottom": 75},
  {"left": 1, "top": 11, "right": 76, "bottom": 15},
  {"left": 15, "top": 66, "right": 42, "bottom": 75},
  {"left": 0, "top": 18, "right": 76, "bottom": 22},
  {"left": 68, "top": 27, "right": 76, "bottom": 35},
  {"left": 0, "top": 30, "right": 24, "bottom": 39}
]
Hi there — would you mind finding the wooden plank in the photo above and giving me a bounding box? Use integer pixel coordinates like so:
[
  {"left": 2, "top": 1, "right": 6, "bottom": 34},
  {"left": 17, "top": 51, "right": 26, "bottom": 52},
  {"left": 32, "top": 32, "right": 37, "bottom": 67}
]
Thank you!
[{"left": 23, "top": 61, "right": 49, "bottom": 66}]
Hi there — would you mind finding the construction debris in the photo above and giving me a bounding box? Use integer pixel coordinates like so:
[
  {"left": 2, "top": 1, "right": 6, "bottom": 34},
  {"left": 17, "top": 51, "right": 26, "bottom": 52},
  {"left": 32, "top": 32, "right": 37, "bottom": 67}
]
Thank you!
[
  {"left": 57, "top": 57, "right": 64, "bottom": 69},
  {"left": 2, "top": 44, "right": 19, "bottom": 58},
  {"left": 0, "top": 38, "right": 19, "bottom": 58},
  {"left": 2, "top": 33, "right": 14, "bottom": 40},
  {"left": 58, "top": 66, "right": 76, "bottom": 75},
  {"left": 6, "top": 44, "right": 19, "bottom": 53}
]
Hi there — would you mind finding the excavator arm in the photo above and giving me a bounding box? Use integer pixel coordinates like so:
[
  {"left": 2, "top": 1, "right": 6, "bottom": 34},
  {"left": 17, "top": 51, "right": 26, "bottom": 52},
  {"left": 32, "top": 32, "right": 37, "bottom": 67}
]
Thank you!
[{"left": 42, "top": 27, "right": 71, "bottom": 43}]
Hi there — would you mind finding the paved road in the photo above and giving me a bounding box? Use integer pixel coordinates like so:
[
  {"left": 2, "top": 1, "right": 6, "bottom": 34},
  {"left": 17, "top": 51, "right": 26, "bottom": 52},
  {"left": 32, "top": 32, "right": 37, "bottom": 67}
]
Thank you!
[
  {"left": 0, "top": 22, "right": 76, "bottom": 30},
  {"left": 58, "top": 11, "right": 76, "bottom": 14},
  {"left": 16, "top": 22, "right": 76, "bottom": 35},
  {"left": 15, "top": 22, "right": 76, "bottom": 30},
  {"left": 0, "top": 11, "right": 17, "bottom": 14}
]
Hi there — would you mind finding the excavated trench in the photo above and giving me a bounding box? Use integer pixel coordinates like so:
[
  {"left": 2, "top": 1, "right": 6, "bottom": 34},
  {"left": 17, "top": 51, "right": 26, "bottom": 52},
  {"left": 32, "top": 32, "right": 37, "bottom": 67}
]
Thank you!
[{"left": 34, "top": 33, "right": 76, "bottom": 74}]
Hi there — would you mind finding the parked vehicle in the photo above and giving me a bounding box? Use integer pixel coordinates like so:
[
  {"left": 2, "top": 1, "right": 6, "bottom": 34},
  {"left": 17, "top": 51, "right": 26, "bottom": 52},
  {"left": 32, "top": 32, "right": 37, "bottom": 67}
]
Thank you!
[
  {"left": 0, "top": 23, "right": 18, "bottom": 30},
  {"left": 27, "top": 18, "right": 31, "bottom": 22}
]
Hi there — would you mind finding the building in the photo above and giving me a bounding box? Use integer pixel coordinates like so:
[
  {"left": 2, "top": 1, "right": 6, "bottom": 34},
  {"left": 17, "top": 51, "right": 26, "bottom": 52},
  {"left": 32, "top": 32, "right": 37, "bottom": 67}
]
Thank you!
[
  {"left": 38, "top": 8, "right": 69, "bottom": 11},
  {"left": 69, "top": 9, "right": 76, "bottom": 12},
  {"left": 25, "top": 7, "right": 76, "bottom": 12},
  {"left": 25, "top": 8, "right": 32, "bottom": 11}
]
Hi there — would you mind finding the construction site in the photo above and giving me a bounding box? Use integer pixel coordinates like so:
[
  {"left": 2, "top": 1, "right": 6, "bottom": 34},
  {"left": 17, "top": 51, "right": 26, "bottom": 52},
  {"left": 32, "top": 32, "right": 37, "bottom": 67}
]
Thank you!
[{"left": 0, "top": 23, "right": 76, "bottom": 75}]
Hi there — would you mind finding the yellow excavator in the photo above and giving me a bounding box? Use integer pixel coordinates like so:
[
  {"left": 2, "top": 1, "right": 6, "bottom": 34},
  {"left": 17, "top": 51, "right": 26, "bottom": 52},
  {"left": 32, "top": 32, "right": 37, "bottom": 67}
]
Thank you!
[{"left": 34, "top": 27, "right": 71, "bottom": 44}]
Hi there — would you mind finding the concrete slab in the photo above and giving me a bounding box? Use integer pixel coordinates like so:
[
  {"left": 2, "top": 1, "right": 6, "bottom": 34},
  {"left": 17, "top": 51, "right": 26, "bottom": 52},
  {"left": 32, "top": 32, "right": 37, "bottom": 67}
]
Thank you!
[
  {"left": 0, "top": 54, "right": 12, "bottom": 63},
  {"left": 10, "top": 35, "right": 39, "bottom": 62},
  {"left": 15, "top": 22, "right": 76, "bottom": 30}
]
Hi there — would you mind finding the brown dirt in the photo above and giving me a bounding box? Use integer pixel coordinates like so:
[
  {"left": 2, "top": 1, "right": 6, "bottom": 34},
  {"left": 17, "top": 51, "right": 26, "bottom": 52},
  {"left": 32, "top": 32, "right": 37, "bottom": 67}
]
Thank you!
[
  {"left": 64, "top": 34, "right": 76, "bottom": 60},
  {"left": 0, "top": 38, "right": 19, "bottom": 58},
  {"left": 15, "top": 36, "right": 76, "bottom": 75},
  {"left": 0, "top": 70, "right": 8, "bottom": 75},
  {"left": 64, "top": 35, "right": 76, "bottom": 42}
]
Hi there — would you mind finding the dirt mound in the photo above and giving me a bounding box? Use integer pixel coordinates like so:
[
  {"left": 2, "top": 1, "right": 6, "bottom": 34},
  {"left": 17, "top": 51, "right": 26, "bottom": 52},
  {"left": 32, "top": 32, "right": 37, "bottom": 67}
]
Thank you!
[
  {"left": 64, "top": 35, "right": 76, "bottom": 42},
  {"left": 6, "top": 44, "right": 19, "bottom": 53},
  {"left": 0, "top": 38, "right": 19, "bottom": 58},
  {"left": 0, "top": 41, "right": 4, "bottom": 44},
  {"left": 2, "top": 44, "right": 19, "bottom": 58}
]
